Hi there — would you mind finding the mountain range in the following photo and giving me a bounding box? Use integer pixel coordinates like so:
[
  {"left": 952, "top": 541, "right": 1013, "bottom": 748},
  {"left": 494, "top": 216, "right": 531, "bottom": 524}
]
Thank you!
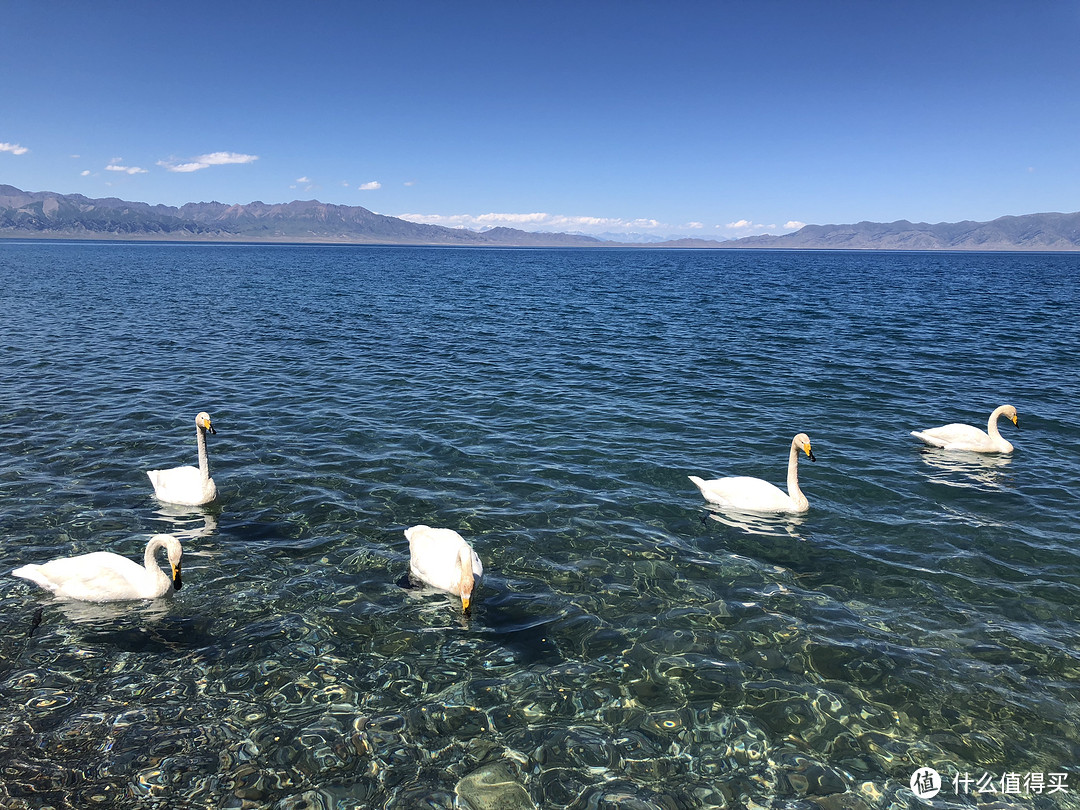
[
  {"left": 0, "top": 185, "right": 605, "bottom": 247},
  {"left": 2, "top": 184, "right": 1079, "bottom": 250}
]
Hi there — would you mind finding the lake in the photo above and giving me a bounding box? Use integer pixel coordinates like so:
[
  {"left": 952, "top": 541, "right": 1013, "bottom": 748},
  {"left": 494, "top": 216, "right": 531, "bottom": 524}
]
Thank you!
[{"left": 0, "top": 242, "right": 1077, "bottom": 809}]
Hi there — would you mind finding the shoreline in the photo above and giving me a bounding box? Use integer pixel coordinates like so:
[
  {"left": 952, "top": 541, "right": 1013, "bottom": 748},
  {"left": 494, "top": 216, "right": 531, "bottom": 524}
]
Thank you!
[{"left": 3, "top": 231, "right": 1080, "bottom": 252}]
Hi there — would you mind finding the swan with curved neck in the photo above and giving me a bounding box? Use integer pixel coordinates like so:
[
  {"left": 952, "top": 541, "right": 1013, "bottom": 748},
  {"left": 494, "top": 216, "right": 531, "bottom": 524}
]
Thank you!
[
  {"left": 689, "top": 433, "right": 817, "bottom": 513},
  {"left": 405, "top": 525, "right": 483, "bottom": 611},
  {"left": 147, "top": 412, "right": 218, "bottom": 505},
  {"left": 911, "top": 404, "right": 1018, "bottom": 453},
  {"left": 12, "top": 534, "right": 183, "bottom": 601}
]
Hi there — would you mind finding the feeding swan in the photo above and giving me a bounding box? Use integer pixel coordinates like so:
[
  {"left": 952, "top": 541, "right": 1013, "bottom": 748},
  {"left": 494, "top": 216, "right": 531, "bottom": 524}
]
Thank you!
[
  {"left": 404, "top": 525, "right": 483, "bottom": 611},
  {"left": 12, "top": 534, "right": 183, "bottom": 602}
]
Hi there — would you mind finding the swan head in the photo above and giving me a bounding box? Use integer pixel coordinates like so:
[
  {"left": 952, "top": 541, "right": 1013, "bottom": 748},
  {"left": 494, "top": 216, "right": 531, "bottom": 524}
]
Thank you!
[
  {"left": 456, "top": 545, "right": 476, "bottom": 612},
  {"left": 1001, "top": 404, "right": 1018, "bottom": 427},
  {"left": 156, "top": 535, "right": 184, "bottom": 591},
  {"left": 196, "top": 412, "right": 216, "bottom": 435},
  {"left": 794, "top": 433, "right": 816, "bottom": 462}
]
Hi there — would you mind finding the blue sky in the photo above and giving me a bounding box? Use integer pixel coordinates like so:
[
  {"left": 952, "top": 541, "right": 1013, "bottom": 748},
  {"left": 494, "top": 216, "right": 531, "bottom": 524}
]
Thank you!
[{"left": 3, "top": 1, "right": 1079, "bottom": 239}]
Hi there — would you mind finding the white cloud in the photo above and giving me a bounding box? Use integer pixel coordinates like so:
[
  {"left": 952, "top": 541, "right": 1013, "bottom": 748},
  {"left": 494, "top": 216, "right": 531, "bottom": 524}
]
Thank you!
[
  {"left": 296, "top": 176, "right": 311, "bottom": 184},
  {"left": 158, "top": 151, "right": 259, "bottom": 173},
  {"left": 477, "top": 212, "right": 548, "bottom": 224},
  {"left": 395, "top": 211, "right": 806, "bottom": 238},
  {"left": 0, "top": 142, "right": 29, "bottom": 155},
  {"left": 724, "top": 219, "right": 784, "bottom": 233},
  {"left": 80, "top": 170, "right": 91, "bottom": 177},
  {"left": 358, "top": 181, "right": 381, "bottom": 190},
  {"left": 106, "top": 160, "right": 148, "bottom": 175},
  {"left": 721, "top": 219, "right": 804, "bottom": 236},
  {"left": 397, "top": 211, "right": 683, "bottom": 235}
]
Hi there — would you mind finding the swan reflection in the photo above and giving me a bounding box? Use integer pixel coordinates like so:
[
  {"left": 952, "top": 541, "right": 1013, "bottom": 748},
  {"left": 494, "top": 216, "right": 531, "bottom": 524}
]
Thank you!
[
  {"left": 918, "top": 447, "right": 1013, "bottom": 490},
  {"left": 706, "top": 507, "right": 807, "bottom": 538},
  {"left": 152, "top": 505, "right": 218, "bottom": 541},
  {"left": 52, "top": 597, "right": 173, "bottom": 625}
]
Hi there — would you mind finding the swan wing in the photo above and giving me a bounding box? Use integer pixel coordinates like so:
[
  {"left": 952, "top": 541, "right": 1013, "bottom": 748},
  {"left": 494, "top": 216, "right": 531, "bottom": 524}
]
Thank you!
[
  {"left": 406, "top": 525, "right": 474, "bottom": 592},
  {"left": 690, "top": 475, "right": 797, "bottom": 513},
  {"left": 13, "top": 551, "right": 168, "bottom": 601},
  {"left": 911, "top": 423, "right": 1008, "bottom": 452},
  {"left": 147, "top": 466, "right": 216, "bottom": 506},
  {"left": 401, "top": 527, "right": 460, "bottom": 591}
]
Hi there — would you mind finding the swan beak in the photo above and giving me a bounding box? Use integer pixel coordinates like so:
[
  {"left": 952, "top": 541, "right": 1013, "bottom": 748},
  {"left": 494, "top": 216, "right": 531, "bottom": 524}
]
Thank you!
[
  {"left": 461, "top": 594, "right": 471, "bottom": 612},
  {"left": 1011, "top": 415, "right": 1019, "bottom": 428},
  {"left": 805, "top": 444, "right": 816, "bottom": 462},
  {"left": 205, "top": 421, "right": 217, "bottom": 435},
  {"left": 172, "top": 564, "right": 183, "bottom": 591}
]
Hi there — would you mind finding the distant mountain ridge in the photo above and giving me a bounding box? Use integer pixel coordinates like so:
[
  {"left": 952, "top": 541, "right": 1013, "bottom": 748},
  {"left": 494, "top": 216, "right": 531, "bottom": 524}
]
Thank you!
[
  {"left": 0, "top": 185, "right": 604, "bottom": 247},
  {"left": 717, "top": 214, "right": 1080, "bottom": 251},
  {"left": 2, "top": 184, "right": 1079, "bottom": 249}
]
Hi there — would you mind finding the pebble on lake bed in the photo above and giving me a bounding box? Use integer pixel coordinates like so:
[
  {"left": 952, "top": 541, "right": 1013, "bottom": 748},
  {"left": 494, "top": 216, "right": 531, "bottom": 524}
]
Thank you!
[{"left": 455, "top": 762, "right": 535, "bottom": 810}]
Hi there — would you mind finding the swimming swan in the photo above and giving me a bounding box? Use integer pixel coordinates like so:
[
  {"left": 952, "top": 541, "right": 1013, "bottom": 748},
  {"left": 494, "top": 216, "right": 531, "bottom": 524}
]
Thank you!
[
  {"left": 405, "top": 525, "right": 483, "bottom": 611},
  {"left": 689, "top": 433, "right": 817, "bottom": 513},
  {"left": 911, "top": 404, "right": 1018, "bottom": 453},
  {"left": 147, "top": 412, "right": 218, "bottom": 505},
  {"left": 12, "top": 534, "right": 183, "bottom": 602}
]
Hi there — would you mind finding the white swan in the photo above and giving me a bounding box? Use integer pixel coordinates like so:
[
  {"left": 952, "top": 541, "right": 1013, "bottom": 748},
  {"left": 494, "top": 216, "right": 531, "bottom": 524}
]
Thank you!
[
  {"left": 911, "top": 404, "right": 1018, "bottom": 453},
  {"left": 12, "top": 534, "right": 183, "bottom": 602},
  {"left": 147, "top": 412, "right": 218, "bottom": 505},
  {"left": 405, "top": 525, "right": 483, "bottom": 611},
  {"left": 689, "top": 433, "right": 817, "bottom": 513}
]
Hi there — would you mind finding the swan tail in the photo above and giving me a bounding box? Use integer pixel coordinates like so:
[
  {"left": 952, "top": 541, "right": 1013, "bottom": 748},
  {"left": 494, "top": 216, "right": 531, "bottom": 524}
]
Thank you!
[
  {"left": 403, "top": 525, "right": 427, "bottom": 542},
  {"left": 688, "top": 475, "right": 706, "bottom": 488},
  {"left": 12, "top": 564, "right": 55, "bottom": 592},
  {"left": 911, "top": 430, "right": 947, "bottom": 448}
]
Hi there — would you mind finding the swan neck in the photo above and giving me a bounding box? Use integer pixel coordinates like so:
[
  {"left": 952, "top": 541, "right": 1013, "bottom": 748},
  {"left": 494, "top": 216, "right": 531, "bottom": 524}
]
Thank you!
[
  {"left": 986, "top": 408, "right": 1004, "bottom": 440},
  {"left": 196, "top": 424, "right": 210, "bottom": 480},
  {"left": 144, "top": 537, "right": 165, "bottom": 572},
  {"left": 458, "top": 547, "right": 475, "bottom": 595},
  {"left": 786, "top": 440, "right": 804, "bottom": 503}
]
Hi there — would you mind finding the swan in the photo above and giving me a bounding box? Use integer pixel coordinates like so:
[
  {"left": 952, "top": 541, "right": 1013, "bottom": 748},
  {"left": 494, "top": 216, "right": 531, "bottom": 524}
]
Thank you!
[
  {"left": 911, "top": 404, "right": 1018, "bottom": 453},
  {"left": 404, "top": 525, "right": 483, "bottom": 611},
  {"left": 689, "top": 433, "right": 817, "bottom": 513},
  {"left": 12, "top": 534, "right": 183, "bottom": 602},
  {"left": 147, "top": 411, "right": 218, "bottom": 505}
]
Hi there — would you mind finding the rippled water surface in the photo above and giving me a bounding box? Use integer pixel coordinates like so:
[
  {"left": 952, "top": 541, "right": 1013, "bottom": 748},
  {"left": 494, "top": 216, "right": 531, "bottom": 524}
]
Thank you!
[{"left": 1, "top": 242, "right": 1078, "bottom": 809}]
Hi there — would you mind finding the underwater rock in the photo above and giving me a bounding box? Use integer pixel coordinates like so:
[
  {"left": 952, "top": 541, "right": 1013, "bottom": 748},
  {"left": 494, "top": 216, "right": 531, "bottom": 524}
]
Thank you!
[{"left": 455, "top": 762, "right": 535, "bottom": 810}]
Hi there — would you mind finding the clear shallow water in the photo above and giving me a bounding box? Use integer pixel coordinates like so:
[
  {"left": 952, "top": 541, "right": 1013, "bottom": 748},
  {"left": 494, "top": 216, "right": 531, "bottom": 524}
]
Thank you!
[{"left": 0, "top": 242, "right": 1078, "bottom": 809}]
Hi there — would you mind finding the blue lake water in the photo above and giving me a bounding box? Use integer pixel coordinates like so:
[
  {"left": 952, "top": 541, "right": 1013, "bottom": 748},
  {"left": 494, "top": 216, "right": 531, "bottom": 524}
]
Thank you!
[{"left": 0, "top": 241, "right": 1078, "bottom": 809}]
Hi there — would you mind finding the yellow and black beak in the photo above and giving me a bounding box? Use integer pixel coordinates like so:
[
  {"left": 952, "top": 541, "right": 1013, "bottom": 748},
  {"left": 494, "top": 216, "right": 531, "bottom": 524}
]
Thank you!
[
  {"left": 461, "top": 594, "right": 471, "bottom": 612},
  {"left": 205, "top": 420, "right": 217, "bottom": 435},
  {"left": 172, "top": 564, "right": 183, "bottom": 591},
  {"left": 805, "top": 444, "right": 817, "bottom": 462}
]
